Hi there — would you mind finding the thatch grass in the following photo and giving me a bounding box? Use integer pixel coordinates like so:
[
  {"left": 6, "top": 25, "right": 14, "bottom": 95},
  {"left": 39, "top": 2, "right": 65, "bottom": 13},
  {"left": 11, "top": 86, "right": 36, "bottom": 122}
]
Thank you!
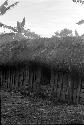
[{"left": 0, "top": 36, "right": 84, "bottom": 74}]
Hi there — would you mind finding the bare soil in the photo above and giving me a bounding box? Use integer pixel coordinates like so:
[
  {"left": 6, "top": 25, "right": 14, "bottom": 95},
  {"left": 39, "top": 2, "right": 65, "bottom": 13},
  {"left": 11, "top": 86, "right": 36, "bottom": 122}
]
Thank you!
[{"left": 1, "top": 89, "right": 84, "bottom": 125}]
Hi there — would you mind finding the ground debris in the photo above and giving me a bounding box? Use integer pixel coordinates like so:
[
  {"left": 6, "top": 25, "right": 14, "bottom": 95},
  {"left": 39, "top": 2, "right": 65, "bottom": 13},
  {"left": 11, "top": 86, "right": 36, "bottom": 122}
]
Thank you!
[{"left": 1, "top": 89, "right": 84, "bottom": 125}]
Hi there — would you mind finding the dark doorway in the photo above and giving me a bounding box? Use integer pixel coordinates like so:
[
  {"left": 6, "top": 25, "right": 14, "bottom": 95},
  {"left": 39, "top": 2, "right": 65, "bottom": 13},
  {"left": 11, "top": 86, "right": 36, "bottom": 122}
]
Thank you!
[{"left": 41, "top": 67, "right": 51, "bottom": 85}]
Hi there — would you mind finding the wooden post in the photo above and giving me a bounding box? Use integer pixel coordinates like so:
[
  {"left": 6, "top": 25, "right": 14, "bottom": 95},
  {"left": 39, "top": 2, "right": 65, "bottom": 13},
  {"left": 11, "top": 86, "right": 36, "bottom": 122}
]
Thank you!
[
  {"left": 12, "top": 71, "right": 15, "bottom": 90},
  {"left": 11, "top": 69, "right": 14, "bottom": 90},
  {"left": 5, "top": 70, "right": 8, "bottom": 89},
  {"left": 50, "top": 69, "right": 54, "bottom": 85},
  {"left": 33, "top": 68, "right": 41, "bottom": 93},
  {"left": 20, "top": 69, "right": 24, "bottom": 87},
  {"left": 0, "top": 70, "right": 1, "bottom": 86},
  {"left": 36, "top": 68, "right": 41, "bottom": 85},
  {"left": 29, "top": 71, "right": 33, "bottom": 89},
  {"left": 24, "top": 67, "right": 29, "bottom": 86},
  {"left": 14, "top": 70, "right": 19, "bottom": 90},
  {"left": 13, "top": 70, "right": 15, "bottom": 90},
  {"left": 54, "top": 73, "right": 58, "bottom": 98},
  {"left": 50, "top": 69, "right": 55, "bottom": 99},
  {"left": 76, "top": 80, "right": 81, "bottom": 104},
  {"left": 0, "top": 70, "right": 3, "bottom": 88},
  {"left": 2, "top": 71, "right": 5, "bottom": 88},
  {"left": 68, "top": 74, "right": 72, "bottom": 103},
  {"left": 7, "top": 68, "right": 11, "bottom": 90},
  {"left": 0, "top": 70, "right": 3, "bottom": 87},
  {"left": 79, "top": 79, "right": 84, "bottom": 104},
  {"left": 72, "top": 79, "right": 77, "bottom": 104},
  {"left": 58, "top": 73, "right": 62, "bottom": 101},
  {"left": 10, "top": 68, "right": 12, "bottom": 90},
  {"left": 61, "top": 73, "right": 67, "bottom": 102},
  {"left": 32, "top": 70, "right": 36, "bottom": 92},
  {"left": 73, "top": 88, "right": 77, "bottom": 104}
]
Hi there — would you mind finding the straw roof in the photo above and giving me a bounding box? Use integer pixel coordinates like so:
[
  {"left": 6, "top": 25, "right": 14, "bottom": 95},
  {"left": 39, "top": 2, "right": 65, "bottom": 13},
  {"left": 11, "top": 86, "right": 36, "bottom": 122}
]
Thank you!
[{"left": 0, "top": 36, "right": 84, "bottom": 74}]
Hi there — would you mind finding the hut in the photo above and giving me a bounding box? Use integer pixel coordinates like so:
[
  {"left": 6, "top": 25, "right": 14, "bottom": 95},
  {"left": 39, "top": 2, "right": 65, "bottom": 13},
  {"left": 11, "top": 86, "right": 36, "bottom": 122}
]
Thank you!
[{"left": 0, "top": 36, "right": 84, "bottom": 104}]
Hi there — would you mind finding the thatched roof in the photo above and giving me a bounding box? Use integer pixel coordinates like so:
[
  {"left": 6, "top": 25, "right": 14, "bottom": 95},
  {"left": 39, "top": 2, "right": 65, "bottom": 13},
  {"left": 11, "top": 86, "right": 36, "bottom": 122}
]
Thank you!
[{"left": 0, "top": 36, "right": 84, "bottom": 74}]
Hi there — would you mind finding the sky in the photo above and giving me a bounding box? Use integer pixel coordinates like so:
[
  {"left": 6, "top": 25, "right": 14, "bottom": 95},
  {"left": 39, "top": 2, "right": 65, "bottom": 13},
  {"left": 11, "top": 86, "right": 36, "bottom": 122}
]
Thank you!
[{"left": 0, "top": 0, "right": 84, "bottom": 37}]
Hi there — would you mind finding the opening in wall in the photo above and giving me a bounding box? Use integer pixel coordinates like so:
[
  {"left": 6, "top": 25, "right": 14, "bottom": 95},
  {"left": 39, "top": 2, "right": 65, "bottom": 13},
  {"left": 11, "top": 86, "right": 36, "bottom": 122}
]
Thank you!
[{"left": 41, "top": 67, "right": 51, "bottom": 85}]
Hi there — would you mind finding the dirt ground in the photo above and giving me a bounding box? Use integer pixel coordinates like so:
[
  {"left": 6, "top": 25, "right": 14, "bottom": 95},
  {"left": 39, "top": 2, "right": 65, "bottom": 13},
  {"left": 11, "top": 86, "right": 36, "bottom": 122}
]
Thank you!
[{"left": 1, "top": 89, "right": 84, "bottom": 125}]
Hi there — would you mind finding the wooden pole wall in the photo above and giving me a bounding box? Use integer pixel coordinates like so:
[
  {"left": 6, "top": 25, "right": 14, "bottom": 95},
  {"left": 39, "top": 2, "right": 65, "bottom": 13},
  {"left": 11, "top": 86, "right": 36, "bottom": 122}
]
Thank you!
[{"left": 0, "top": 65, "right": 83, "bottom": 104}]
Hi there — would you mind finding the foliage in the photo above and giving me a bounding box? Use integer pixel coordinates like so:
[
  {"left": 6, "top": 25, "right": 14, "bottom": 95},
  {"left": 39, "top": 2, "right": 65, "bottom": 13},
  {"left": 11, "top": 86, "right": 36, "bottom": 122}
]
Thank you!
[
  {"left": 72, "top": 0, "right": 84, "bottom": 26},
  {"left": 53, "top": 31, "right": 60, "bottom": 38},
  {"left": 52, "top": 28, "right": 73, "bottom": 38},
  {"left": 59, "top": 28, "right": 73, "bottom": 38},
  {"left": 72, "top": 0, "right": 84, "bottom": 5},
  {"left": 0, "top": 0, "right": 19, "bottom": 15},
  {"left": 17, "top": 17, "right": 25, "bottom": 33},
  {"left": 0, "top": 1, "right": 40, "bottom": 40},
  {"left": 75, "top": 30, "right": 79, "bottom": 37},
  {"left": 76, "top": 20, "right": 84, "bottom": 25}
]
